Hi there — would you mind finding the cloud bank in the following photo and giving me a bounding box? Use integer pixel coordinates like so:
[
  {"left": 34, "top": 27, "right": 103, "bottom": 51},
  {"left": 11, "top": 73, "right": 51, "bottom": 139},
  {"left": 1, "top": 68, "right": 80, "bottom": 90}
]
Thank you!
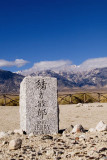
[
  {"left": 17, "top": 57, "right": 107, "bottom": 75},
  {"left": 18, "top": 60, "right": 75, "bottom": 75},
  {"left": 0, "top": 59, "right": 29, "bottom": 68},
  {"left": 79, "top": 57, "right": 107, "bottom": 71}
]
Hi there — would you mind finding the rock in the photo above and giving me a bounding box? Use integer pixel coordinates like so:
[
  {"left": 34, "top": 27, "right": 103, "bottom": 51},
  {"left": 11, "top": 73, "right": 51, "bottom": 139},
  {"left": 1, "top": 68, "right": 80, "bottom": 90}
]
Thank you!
[
  {"left": 66, "top": 152, "right": 74, "bottom": 157},
  {"left": 9, "top": 138, "right": 22, "bottom": 150},
  {"left": 87, "top": 150, "right": 94, "bottom": 156},
  {"left": 71, "top": 139, "right": 77, "bottom": 144},
  {"left": 98, "top": 147, "right": 107, "bottom": 153},
  {"left": 87, "top": 150, "right": 99, "bottom": 158},
  {"left": 14, "top": 129, "right": 23, "bottom": 135},
  {"left": 89, "top": 128, "right": 96, "bottom": 132},
  {"left": 46, "top": 149, "right": 54, "bottom": 156},
  {"left": 97, "top": 104, "right": 103, "bottom": 107},
  {"left": 95, "top": 121, "right": 107, "bottom": 132},
  {"left": 37, "top": 151, "right": 42, "bottom": 156},
  {"left": 76, "top": 103, "right": 83, "bottom": 107},
  {"left": 79, "top": 134, "right": 86, "bottom": 141},
  {"left": 41, "top": 135, "right": 53, "bottom": 140},
  {"left": 55, "top": 157, "right": 62, "bottom": 160},
  {"left": 28, "top": 133, "right": 34, "bottom": 137},
  {"left": 7, "top": 130, "right": 14, "bottom": 135},
  {"left": 72, "top": 124, "right": 85, "bottom": 133},
  {"left": 1, "top": 141, "right": 8, "bottom": 147},
  {"left": 0, "top": 132, "right": 8, "bottom": 138},
  {"left": 20, "top": 76, "right": 58, "bottom": 135},
  {"left": 64, "top": 125, "right": 74, "bottom": 133},
  {"left": 87, "top": 105, "right": 94, "bottom": 107}
]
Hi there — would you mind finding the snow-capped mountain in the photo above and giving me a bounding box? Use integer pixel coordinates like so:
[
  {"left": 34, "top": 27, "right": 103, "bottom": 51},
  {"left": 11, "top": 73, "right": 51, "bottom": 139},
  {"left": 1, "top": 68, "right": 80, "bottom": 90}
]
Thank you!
[{"left": 0, "top": 67, "right": 107, "bottom": 93}]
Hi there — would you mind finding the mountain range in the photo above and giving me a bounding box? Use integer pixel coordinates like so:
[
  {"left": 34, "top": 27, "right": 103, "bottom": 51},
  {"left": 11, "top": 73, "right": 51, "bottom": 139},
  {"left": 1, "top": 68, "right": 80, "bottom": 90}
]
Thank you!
[
  {"left": 0, "top": 70, "right": 24, "bottom": 94},
  {"left": 0, "top": 67, "right": 107, "bottom": 93}
]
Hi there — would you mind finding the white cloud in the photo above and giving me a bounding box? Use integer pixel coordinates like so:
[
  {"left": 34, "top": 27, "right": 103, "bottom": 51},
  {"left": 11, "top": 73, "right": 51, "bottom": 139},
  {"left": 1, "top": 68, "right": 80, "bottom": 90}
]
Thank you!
[
  {"left": 33, "top": 60, "right": 72, "bottom": 70},
  {"left": 79, "top": 57, "right": 107, "bottom": 71},
  {"left": 0, "top": 59, "right": 29, "bottom": 68},
  {"left": 20, "top": 60, "right": 73, "bottom": 75},
  {"left": 17, "top": 57, "right": 107, "bottom": 75}
]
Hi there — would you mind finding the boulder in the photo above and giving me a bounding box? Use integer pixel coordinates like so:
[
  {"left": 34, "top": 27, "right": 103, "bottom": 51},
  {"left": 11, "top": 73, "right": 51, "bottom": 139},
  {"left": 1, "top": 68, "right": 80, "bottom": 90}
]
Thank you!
[
  {"left": 95, "top": 121, "right": 107, "bottom": 132},
  {"left": 9, "top": 138, "right": 22, "bottom": 150},
  {"left": 72, "top": 124, "right": 85, "bottom": 133}
]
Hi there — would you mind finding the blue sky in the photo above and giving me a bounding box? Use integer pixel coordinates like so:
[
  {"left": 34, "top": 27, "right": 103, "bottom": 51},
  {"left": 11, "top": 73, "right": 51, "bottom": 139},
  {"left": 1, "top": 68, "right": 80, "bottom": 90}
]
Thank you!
[{"left": 0, "top": 0, "right": 107, "bottom": 72}]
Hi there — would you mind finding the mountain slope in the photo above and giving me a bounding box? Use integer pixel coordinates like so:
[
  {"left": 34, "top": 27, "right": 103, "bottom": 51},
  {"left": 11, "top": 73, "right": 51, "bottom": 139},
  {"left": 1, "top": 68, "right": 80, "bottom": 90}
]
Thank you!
[
  {"left": 59, "top": 67, "right": 107, "bottom": 90},
  {"left": 30, "top": 70, "right": 78, "bottom": 91},
  {"left": 0, "top": 67, "right": 107, "bottom": 93},
  {"left": 0, "top": 70, "right": 24, "bottom": 93},
  {"left": 27, "top": 67, "right": 107, "bottom": 91}
]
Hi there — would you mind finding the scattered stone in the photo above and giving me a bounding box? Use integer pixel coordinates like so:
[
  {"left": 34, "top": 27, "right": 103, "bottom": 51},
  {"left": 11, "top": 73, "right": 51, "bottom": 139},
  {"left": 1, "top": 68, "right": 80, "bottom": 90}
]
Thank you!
[
  {"left": 14, "top": 129, "right": 23, "bottom": 135},
  {"left": 89, "top": 128, "right": 96, "bottom": 132},
  {"left": 72, "top": 124, "right": 85, "bottom": 133},
  {"left": 98, "top": 147, "right": 107, "bottom": 153},
  {"left": 64, "top": 125, "right": 74, "bottom": 133},
  {"left": 76, "top": 103, "right": 83, "bottom": 107},
  {"left": 9, "top": 138, "right": 22, "bottom": 150},
  {"left": 75, "top": 136, "right": 79, "bottom": 141},
  {"left": 87, "top": 150, "right": 99, "bottom": 158},
  {"left": 1, "top": 141, "right": 8, "bottom": 147},
  {"left": 7, "top": 131, "right": 14, "bottom": 135},
  {"left": 41, "top": 135, "right": 53, "bottom": 140},
  {"left": 95, "top": 121, "right": 107, "bottom": 132},
  {"left": 70, "top": 139, "right": 77, "bottom": 144},
  {"left": 46, "top": 149, "right": 54, "bottom": 156},
  {"left": 28, "top": 133, "right": 34, "bottom": 137},
  {"left": 97, "top": 104, "right": 103, "bottom": 107},
  {"left": 0, "top": 128, "right": 106, "bottom": 159},
  {"left": 87, "top": 105, "right": 94, "bottom": 107},
  {"left": 79, "top": 134, "right": 86, "bottom": 141}
]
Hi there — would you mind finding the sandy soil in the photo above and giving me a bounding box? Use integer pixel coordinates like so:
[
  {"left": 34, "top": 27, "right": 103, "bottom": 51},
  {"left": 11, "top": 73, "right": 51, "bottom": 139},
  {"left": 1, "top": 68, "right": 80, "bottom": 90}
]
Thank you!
[
  {"left": 59, "top": 103, "right": 107, "bottom": 130},
  {"left": 0, "top": 103, "right": 107, "bottom": 132}
]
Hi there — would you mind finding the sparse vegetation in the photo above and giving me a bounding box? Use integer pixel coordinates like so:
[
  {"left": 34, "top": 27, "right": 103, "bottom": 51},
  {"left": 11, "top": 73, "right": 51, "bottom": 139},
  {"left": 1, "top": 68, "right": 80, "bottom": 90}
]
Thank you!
[
  {"left": 0, "top": 93, "right": 107, "bottom": 106},
  {"left": 58, "top": 93, "right": 107, "bottom": 105},
  {"left": 0, "top": 95, "right": 19, "bottom": 106}
]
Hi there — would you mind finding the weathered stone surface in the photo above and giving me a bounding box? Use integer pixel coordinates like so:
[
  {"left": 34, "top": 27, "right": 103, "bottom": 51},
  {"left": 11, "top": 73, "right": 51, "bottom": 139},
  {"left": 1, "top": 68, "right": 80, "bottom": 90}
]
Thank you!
[
  {"left": 9, "top": 138, "right": 22, "bottom": 150},
  {"left": 95, "top": 121, "right": 107, "bottom": 131},
  {"left": 20, "top": 76, "right": 59, "bottom": 134}
]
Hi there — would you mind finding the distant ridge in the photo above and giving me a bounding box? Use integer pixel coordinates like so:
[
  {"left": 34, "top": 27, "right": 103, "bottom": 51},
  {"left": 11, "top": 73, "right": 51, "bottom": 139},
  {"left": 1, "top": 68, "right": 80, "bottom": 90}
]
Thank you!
[
  {"left": 0, "top": 67, "right": 107, "bottom": 93},
  {"left": 0, "top": 70, "right": 24, "bottom": 94}
]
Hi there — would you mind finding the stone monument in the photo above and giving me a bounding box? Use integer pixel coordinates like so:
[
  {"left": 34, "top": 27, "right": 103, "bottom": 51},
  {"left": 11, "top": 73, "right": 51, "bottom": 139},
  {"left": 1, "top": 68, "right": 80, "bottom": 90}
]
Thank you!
[{"left": 20, "top": 76, "right": 59, "bottom": 134}]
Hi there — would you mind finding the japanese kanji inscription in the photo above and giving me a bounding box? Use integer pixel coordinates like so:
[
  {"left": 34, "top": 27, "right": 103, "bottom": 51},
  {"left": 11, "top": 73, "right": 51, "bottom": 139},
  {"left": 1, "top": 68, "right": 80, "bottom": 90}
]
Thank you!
[{"left": 20, "top": 76, "right": 59, "bottom": 134}]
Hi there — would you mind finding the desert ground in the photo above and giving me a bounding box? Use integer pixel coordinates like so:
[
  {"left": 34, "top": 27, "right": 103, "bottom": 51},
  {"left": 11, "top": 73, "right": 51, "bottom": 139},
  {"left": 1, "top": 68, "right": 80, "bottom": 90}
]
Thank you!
[
  {"left": 0, "top": 103, "right": 107, "bottom": 160},
  {"left": 0, "top": 103, "right": 107, "bottom": 131}
]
